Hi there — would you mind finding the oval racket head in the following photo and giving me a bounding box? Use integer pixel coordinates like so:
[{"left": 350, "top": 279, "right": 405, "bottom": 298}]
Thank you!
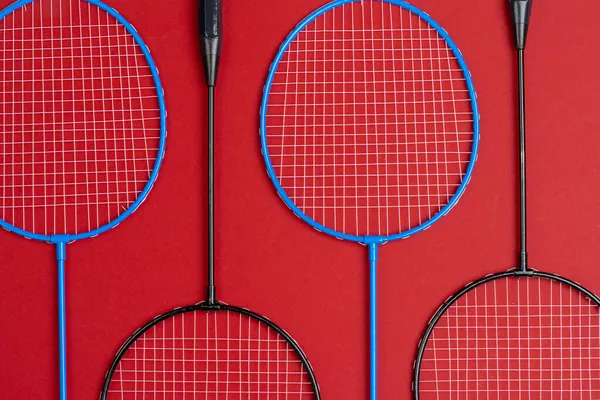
[
  {"left": 0, "top": 0, "right": 166, "bottom": 242},
  {"left": 414, "top": 272, "right": 600, "bottom": 398},
  {"left": 260, "top": 0, "right": 479, "bottom": 243},
  {"left": 101, "top": 304, "right": 320, "bottom": 399}
]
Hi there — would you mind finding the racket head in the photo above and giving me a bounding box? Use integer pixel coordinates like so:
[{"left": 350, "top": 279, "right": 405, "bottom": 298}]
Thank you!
[
  {"left": 260, "top": 0, "right": 479, "bottom": 244},
  {"left": 414, "top": 270, "right": 600, "bottom": 399},
  {"left": 101, "top": 303, "right": 321, "bottom": 399},
  {"left": 0, "top": 0, "right": 166, "bottom": 243}
]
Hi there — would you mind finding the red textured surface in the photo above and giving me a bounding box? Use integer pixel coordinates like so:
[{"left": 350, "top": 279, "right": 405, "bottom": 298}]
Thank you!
[{"left": 2, "top": 0, "right": 600, "bottom": 399}]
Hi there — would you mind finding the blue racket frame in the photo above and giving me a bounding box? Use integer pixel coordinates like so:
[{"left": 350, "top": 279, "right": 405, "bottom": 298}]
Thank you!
[
  {"left": 0, "top": 1, "right": 167, "bottom": 399},
  {"left": 259, "top": 0, "right": 479, "bottom": 398}
]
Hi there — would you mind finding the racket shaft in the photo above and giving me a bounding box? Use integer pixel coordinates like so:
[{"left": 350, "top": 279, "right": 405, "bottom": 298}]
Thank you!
[
  {"left": 199, "top": 0, "right": 222, "bottom": 302},
  {"left": 207, "top": 86, "right": 216, "bottom": 304},
  {"left": 56, "top": 243, "right": 67, "bottom": 400},
  {"left": 369, "top": 244, "right": 379, "bottom": 400},
  {"left": 517, "top": 49, "right": 527, "bottom": 270}
]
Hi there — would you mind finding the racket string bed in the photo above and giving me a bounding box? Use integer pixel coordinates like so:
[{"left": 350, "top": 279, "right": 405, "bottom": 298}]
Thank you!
[
  {"left": 0, "top": 0, "right": 162, "bottom": 237},
  {"left": 106, "top": 309, "right": 316, "bottom": 398},
  {"left": 418, "top": 276, "right": 600, "bottom": 398},
  {"left": 264, "top": 0, "right": 475, "bottom": 239}
]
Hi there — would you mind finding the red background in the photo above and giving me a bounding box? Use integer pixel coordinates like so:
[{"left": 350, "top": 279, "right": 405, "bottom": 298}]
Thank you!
[{"left": 2, "top": 0, "right": 600, "bottom": 398}]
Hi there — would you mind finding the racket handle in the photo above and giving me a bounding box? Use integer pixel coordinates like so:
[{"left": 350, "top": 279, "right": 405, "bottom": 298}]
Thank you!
[
  {"left": 509, "top": 0, "right": 532, "bottom": 50},
  {"left": 200, "top": 0, "right": 222, "bottom": 87}
]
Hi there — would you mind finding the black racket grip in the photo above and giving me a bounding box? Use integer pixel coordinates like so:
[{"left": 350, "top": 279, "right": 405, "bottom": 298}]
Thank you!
[
  {"left": 200, "top": 0, "right": 222, "bottom": 87},
  {"left": 509, "top": 0, "right": 532, "bottom": 50}
]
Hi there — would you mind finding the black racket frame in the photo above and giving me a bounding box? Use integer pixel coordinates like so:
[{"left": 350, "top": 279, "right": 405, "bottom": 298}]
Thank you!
[
  {"left": 100, "top": 302, "right": 321, "bottom": 398},
  {"left": 412, "top": 269, "right": 600, "bottom": 399},
  {"left": 101, "top": 0, "right": 320, "bottom": 397}
]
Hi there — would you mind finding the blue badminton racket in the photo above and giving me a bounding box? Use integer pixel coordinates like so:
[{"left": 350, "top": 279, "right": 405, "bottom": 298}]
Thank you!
[
  {"left": 0, "top": 0, "right": 166, "bottom": 399},
  {"left": 260, "top": 0, "right": 479, "bottom": 398}
]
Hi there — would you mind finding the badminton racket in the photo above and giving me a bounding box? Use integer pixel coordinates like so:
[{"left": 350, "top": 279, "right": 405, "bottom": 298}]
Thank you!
[
  {"left": 414, "top": 1, "right": 600, "bottom": 398},
  {"left": 260, "top": 0, "right": 479, "bottom": 398},
  {"left": 0, "top": 0, "right": 166, "bottom": 399},
  {"left": 101, "top": 1, "right": 321, "bottom": 398}
]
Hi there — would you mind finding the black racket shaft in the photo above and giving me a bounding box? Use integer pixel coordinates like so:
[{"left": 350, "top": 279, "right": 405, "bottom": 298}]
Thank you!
[
  {"left": 200, "top": 0, "right": 222, "bottom": 304},
  {"left": 509, "top": 0, "right": 532, "bottom": 271}
]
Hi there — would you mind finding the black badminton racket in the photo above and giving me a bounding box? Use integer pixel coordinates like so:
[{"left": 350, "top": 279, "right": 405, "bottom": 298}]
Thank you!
[
  {"left": 414, "top": 1, "right": 600, "bottom": 398},
  {"left": 101, "top": 1, "right": 321, "bottom": 398}
]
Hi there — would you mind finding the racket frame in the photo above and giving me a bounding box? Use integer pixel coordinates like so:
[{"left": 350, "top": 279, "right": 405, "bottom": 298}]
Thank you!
[
  {"left": 412, "top": 268, "right": 600, "bottom": 399},
  {"left": 0, "top": 0, "right": 168, "bottom": 244},
  {"left": 259, "top": 0, "right": 480, "bottom": 246},
  {"left": 100, "top": 302, "right": 322, "bottom": 399}
]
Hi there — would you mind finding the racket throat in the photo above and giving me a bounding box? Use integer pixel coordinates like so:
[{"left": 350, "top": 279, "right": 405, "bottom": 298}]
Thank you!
[
  {"left": 520, "top": 251, "right": 528, "bottom": 271},
  {"left": 201, "top": 38, "right": 221, "bottom": 87},
  {"left": 510, "top": 0, "right": 532, "bottom": 50},
  {"left": 207, "top": 285, "right": 216, "bottom": 305},
  {"left": 199, "top": 0, "right": 222, "bottom": 87}
]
